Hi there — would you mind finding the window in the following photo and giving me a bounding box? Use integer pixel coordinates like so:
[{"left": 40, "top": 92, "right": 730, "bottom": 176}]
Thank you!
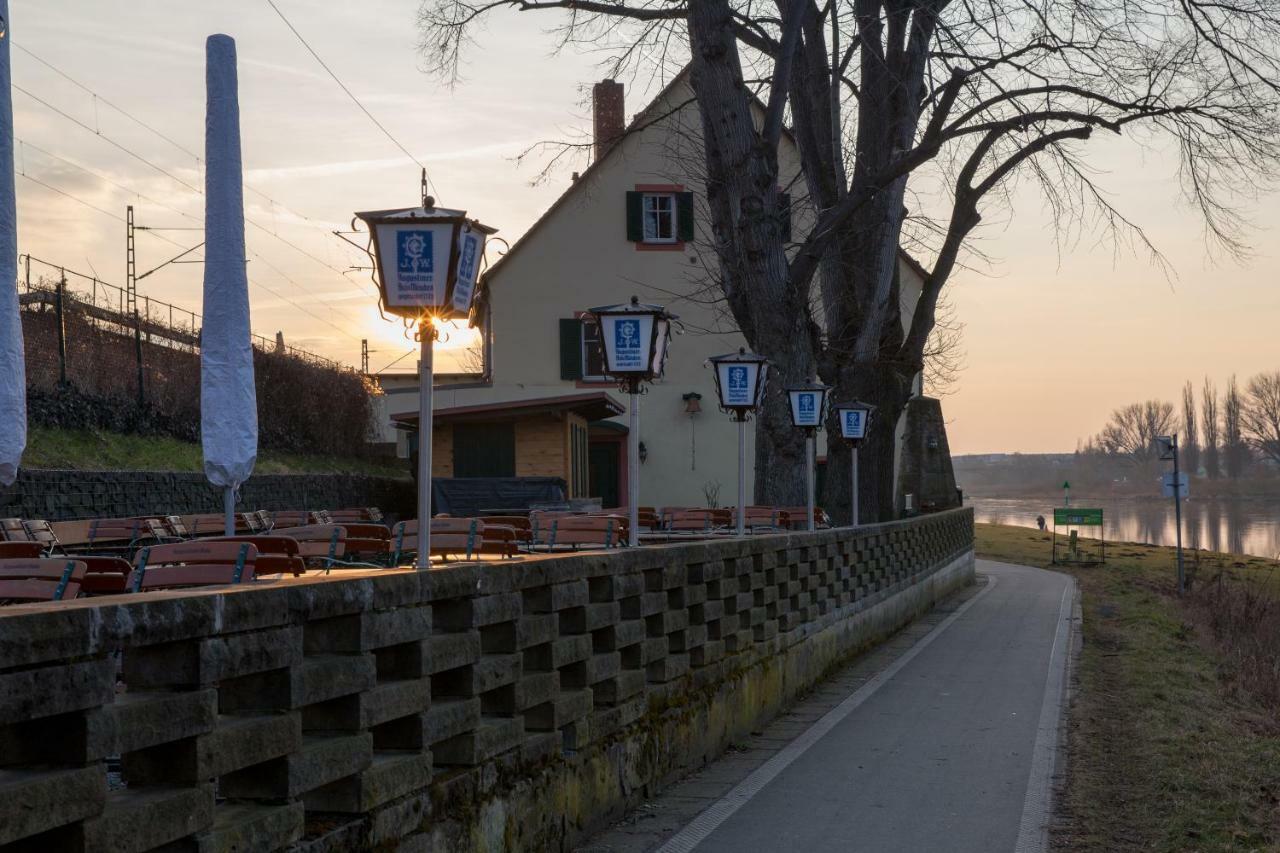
[
  {"left": 559, "top": 316, "right": 606, "bottom": 382},
  {"left": 642, "top": 194, "right": 677, "bottom": 243},
  {"left": 580, "top": 319, "right": 606, "bottom": 381},
  {"left": 626, "top": 189, "right": 695, "bottom": 245}
]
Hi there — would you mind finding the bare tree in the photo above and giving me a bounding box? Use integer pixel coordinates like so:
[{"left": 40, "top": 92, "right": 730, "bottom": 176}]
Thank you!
[
  {"left": 419, "top": 0, "right": 1280, "bottom": 520},
  {"left": 1242, "top": 371, "right": 1280, "bottom": 464},
  {"left": 1182, "top": 381, "right": 1200, "bottom": 477},
  {"left": 1223, "top": 375, "right": 1247, "bottom": 478},
  {"left": 1093, "top": 401, "right": 1176, "bottom": 467},
  {"left": 1202, "top": 378, "right": 1221, "bottom": 480}
]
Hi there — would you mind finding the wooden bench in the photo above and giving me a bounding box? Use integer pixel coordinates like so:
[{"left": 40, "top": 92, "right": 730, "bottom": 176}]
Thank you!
[
  {"left": 476, "top": 524, "right": 519, "bottom": 559},
  {"left": 214, "top": 535, "right": 306, "bottom": 576},
  {"left": 0, "top": 541, "right": 45, "bottom": 559},
  {"left": 127, "top": 542, "right": 258, "bottom": 592},
  {"left": 264, "top": 524, "right": 348, "bottom": 569},
  {"left": 736, "top": 506, "right": 785, "bottom": 531},
  {"left": 389, "top": 519, "right": 483, "bottom": 564},
  {"left": 663, "top": 508, "right": 716, "bottom": 533},
  {"left": 0, "top": 558, "right": 86, "bottom": 602},
  {"left": 85, "top": 517, "right": 152, "bottom": 553},
  {"left": 271, "top": 511, "right": 315, "bottom": 530},
  {"left": 22, "top": 520, "right": 64, "bottom": 554},
  {"left": 779, "top": 506, "right": 825, "bottom": 529},
  {"left": 548, "top": 515, "right": 624, "bottom": 550},
  {"left": 0, "top": 518, "right": 32, "bottom": 542},
  {"left": 78, "top": 556, "right": 136, "bottom": 595},
  {"left": 185, "top": 513, "right": 251, "bottom": 537},
  {"left": 477, "top": 516, "right": 533, "bottom": 544},
  {"left": 529, "top": 511, "right": 576, "bottom": 548},
  {"left": 604, "top": 508, "right": 660, "bottom": 532}
]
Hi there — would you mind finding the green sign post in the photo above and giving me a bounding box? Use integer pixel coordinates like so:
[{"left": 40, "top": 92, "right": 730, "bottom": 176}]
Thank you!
[{"left": 1052, "top": 506, "right": 1105, "bottom": 565}]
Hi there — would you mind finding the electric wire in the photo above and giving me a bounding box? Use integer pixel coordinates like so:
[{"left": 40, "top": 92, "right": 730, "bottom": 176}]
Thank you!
[{"left": 264, "top": 0, "right": 440, "bottom": 201}]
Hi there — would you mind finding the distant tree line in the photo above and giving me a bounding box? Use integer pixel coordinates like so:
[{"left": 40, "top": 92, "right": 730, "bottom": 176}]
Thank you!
[{"left": 1079, "top": 372, "right": 1280, "bottom": 480}]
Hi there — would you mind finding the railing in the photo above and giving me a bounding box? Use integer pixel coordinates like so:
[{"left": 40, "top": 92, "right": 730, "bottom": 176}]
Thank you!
[{"left": 0, "top": 509, "right": 974, "bottom": 851}]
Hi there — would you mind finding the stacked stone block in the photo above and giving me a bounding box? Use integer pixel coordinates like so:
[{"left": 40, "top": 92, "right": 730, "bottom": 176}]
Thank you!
[{"left": 0, "top": 509, "right": 973, "bottom": 851}]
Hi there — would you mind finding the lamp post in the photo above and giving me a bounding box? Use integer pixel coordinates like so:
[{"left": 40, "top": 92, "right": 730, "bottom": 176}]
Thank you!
[
  {"left": 356, "top": 191, "right": 496, "bottom": 569},
  {"left": 1156, "top": 434, "right": 1185, "bottom": 594},
  {"left": 708, "top": 348, "right": 770, "bottom": 537},
  {"left": 834, "top": 401, "right": 875, "bottom": 527},
  {"left": 585, "top": 296, "right": 675, "bottom": 547},
  {"left": 786, "top": 382, "right": 830, "bottom": 532}
]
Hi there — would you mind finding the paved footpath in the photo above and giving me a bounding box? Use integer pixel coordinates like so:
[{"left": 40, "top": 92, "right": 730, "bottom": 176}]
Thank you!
[{"left": 580, "top": 560, "right": 1076, "bottom": 853}]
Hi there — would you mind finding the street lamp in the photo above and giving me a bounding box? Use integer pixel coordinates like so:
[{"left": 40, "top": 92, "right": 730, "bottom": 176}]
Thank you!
[
  {"left": 834, "top": 401, "right": 875, "bottom": 526},
  {"left": 786, "top": 382, "right": 830, "bottom": 532},
  {"left": 585, "top": 296, "right": 675, "bottom": 547},
  {"left": 1156, "top": 434, "right": 1186, "bottom": 594},
  {"left": 356, "top": 192, "right": 496, "bottom": 569},
  {"left": 708, "top": 348, "right": 769, "bottom": 537}
]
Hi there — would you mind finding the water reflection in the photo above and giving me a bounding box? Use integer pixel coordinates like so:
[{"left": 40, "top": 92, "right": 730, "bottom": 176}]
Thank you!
[{"left": 969, "top": 496, "right": 1280, "bottom": 560}]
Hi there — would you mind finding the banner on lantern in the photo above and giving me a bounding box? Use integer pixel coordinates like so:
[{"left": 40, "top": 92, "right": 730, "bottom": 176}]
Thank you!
[
  {"left": 452, "top": 228, "right": 484, "bottom": 315},
  {"left": 378, "top": 223, "right": 453, "bottom": 308}
]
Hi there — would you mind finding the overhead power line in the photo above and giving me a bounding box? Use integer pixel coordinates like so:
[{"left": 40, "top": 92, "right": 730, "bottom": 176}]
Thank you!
[
  {"left": 264, "top": 0, "right": 440, "bottom": 200},
  {"left": 12, "top": 44, "right": 370, "bottom": 287}
]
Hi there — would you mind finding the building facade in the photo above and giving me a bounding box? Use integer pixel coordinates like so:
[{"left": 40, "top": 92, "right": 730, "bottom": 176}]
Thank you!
[{"left": 376, "top": 71, "right": 934, "bottom": 511}]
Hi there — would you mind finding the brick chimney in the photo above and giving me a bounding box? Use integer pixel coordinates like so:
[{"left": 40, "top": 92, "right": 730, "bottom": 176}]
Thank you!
[{"left": 592, "top": 79, "right": 625, "bottom": 162}]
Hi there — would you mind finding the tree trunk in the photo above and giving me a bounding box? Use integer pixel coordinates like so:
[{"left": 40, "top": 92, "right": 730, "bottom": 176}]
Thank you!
[
  {"left": 684, "top": 0, "right": 817, "bottom": 507},
  {"left": 822, "top": 361, "right": 913, "bottom": 523}
]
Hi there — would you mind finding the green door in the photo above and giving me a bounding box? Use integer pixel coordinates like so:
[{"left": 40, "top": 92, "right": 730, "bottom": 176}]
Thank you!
[
  {"left": 588, "top": 443, "right": 620, "bottom": 508},
  {"left": 453, "top": 422, "right": 516, "bottom": 477}
]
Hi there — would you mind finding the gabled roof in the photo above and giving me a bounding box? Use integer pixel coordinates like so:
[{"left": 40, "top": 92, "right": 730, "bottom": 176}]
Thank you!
[{"left": 483, "top": 66, "right": 929, "bottom": 285}]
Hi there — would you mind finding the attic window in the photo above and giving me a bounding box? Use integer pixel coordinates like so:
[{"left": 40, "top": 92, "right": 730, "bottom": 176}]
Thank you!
[
  {"left": 642, "top": 194, "right": 677, "bottom": 243},
  {"left": 626, "top": 188, "right": 695, "bottom": 247}
]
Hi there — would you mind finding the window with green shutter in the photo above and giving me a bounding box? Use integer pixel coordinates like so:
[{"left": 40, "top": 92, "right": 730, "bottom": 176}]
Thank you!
[{"left": 625, "top": 191, "right": 644, "bottom": 242}]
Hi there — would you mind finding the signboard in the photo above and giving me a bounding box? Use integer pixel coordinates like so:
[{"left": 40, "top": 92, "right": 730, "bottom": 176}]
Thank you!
[
  {"left": 1053, "top": 508, "right": 1103, "bottom": 526},
  {"left": 376, "top": 223, "right": 454, "bottom": 309},
  {"left": 1162, "top": 472, "right": 1189, "bottom": 498},
  {"left": 451, "top": 228, "right": 485, "bottom": 315},
  {"left": 1155, "top": 436, "right": 1177, "bottom": 461},
  {"left": 599, "top": 313, "right": 654, "bottom": 374},
  {"left": 790, "top": 390, "right": 822, "bottom": 428},
  {"left": 839, "top": 408, "right": 868, "bottom": 440}
]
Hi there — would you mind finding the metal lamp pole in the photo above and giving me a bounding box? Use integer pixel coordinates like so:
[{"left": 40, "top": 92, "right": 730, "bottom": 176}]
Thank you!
[
  {"left": 627, "top": 379, "right": 640, "bottom": 548},
  {"left": 417, "top": 321, "right": 434, "bottom": 570},
  {"left": 805, "top": 428, "right": 816, "bottom": 533},
  {"left": 850, "top": 441, "right": 860, "bottom": 527},
  {"left": 736, "top": 414, "right": 747, "bottom": 537},
  {"left": 1172, "top": 434, "right": 1185, "bottom": 594}
]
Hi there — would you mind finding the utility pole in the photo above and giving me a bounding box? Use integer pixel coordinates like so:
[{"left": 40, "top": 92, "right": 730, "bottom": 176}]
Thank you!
[
  {"left": 361, "top": 339, "right": 369, "bottom": 374},
  {"left": 126, "top": 205, "right": 144, "bottom": 406},
  {"left": 1157, "top": 434, "right": 1186, "bottom": 594}
]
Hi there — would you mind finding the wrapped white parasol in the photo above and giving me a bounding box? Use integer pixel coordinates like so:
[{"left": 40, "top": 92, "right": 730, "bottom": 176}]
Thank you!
[
  {"left": 201, "top": 34, "right": 257, "bottom": 535},
  {"left": 0, "top": 2, "right": 25, "bottom": 488}
]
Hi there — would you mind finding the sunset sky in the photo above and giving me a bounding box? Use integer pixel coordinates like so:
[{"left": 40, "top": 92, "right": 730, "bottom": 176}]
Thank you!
[{"left": 9, "top": 0, "right": 1279, "bottom": 454}]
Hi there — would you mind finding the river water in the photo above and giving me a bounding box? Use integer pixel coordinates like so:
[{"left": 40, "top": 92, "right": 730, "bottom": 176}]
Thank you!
[{"left": 968, "top": 495, "right": 1280, "bottom": 561}]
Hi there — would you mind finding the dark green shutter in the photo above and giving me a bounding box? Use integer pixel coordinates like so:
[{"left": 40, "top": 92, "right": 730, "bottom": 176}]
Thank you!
[
  {"left": 778, "top": 192, "right": 792, "bottom": 242},
  {"left": 625, "top": 191, "right": 644, "bottom": 242},
  {"left": 677, "top": 192, "right": 695, "bottom": 242},
  {"left": 559, "top": 318, "right": 583, "bottom": 380}
]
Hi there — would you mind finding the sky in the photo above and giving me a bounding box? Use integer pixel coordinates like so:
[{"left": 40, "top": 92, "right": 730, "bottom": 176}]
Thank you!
[{"left": 8, "top": 1, "right": 1280, "bottom": 454}]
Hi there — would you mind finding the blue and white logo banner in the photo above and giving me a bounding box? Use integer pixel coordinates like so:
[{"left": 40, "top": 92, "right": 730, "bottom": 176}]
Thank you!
[
  {"left": 791, "top": 390, "right": 821, "bottom": 427},
  {"left": 378, "top": 223, "right": 450, "bottom": 307},
  {"left": 841, "top": 409, "right": 867, "bottom": 439},
  {"left": 602, "top": 313, "right": 653, "bottom": 373},
  {"left": 452, "top": 229, "right": 484, "bottom": 315},
  {"left": 719, "top": 362, "right": 757, "bottom": 407}
]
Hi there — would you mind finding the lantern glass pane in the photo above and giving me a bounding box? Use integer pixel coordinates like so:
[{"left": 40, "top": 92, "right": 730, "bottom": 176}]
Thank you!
[
  {"left": 839, "top": 408, "right": 870, "bottom": 439},
  {"left": 717, "top": 361, "right": 760, "bottom": 408},
  {"left": 375, "top": 222, "right": 456, "bottom": 308},
  {"left": 651, "top": 318, "right": 670, "bottom": 377},
  {"left": 599, "top": 312, "right": 655, "bottom": 374},
  {"left": 789, "top": 390, "right": 823, "bottom": 427},
  {"left": 451, "top": 229, "right": 485, "bottom": 315}
]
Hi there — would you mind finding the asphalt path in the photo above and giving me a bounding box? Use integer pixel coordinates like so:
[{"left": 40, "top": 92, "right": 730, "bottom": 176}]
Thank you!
[{"left": 656, "top": 560, "right": 1075, "bottom": 853}]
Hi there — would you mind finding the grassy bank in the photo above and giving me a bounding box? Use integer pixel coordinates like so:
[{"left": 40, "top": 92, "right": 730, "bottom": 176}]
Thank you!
[
  {"left": 23, "top": 426, "right": 408, "bottom": 478},
  {"left": 976, "top": 524, "right": 1280, "bottom": 851}
]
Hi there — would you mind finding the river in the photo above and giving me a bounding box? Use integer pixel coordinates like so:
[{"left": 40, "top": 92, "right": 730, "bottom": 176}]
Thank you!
[{"left": 967, "top": 495, "right": 1280, "bottom": 561}]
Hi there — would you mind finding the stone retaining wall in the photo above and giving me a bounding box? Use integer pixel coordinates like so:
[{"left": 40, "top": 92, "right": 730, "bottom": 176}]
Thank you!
[
  {"left": 0, "top": 469, "right": 414, "bottom": 523},
  {"left": 0, "top": 508, "right": 973, "bottom": 852}
]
